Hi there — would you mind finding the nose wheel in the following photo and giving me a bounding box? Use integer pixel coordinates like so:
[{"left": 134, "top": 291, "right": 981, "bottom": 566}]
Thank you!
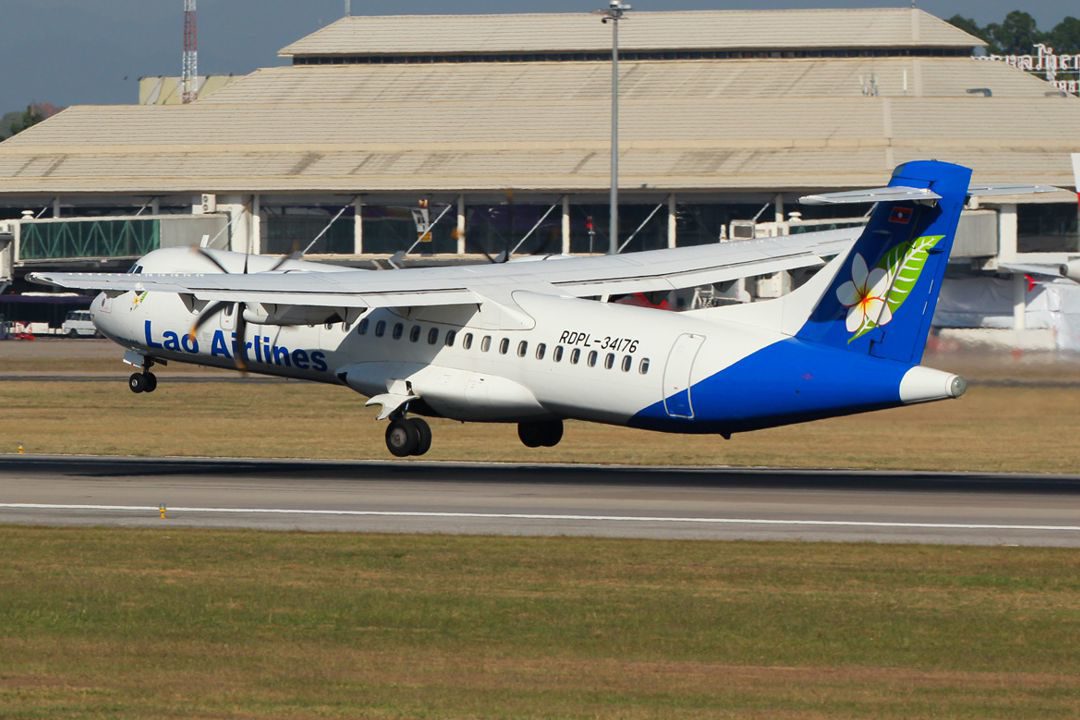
[
  {"left": 385, "top": 417, "right": 432, "bottom": 457},
  {"left": 128, "top": 371, "right": 158, "bottom": 394}
]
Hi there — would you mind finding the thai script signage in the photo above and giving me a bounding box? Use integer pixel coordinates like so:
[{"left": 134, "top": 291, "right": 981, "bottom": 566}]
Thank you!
[{"left": 976, "top": 44, "right": 1080, "bottom": 95}]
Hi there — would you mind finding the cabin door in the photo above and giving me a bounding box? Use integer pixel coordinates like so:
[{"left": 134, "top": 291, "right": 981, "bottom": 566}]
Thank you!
[{"left": 662, "top": 333, "right": 704, "bottom": 419}]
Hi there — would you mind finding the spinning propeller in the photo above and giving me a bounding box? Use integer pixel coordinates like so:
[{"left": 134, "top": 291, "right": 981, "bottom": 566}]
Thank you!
[{"left": 186, "top": 247, "right": 299, "bottom": 372}]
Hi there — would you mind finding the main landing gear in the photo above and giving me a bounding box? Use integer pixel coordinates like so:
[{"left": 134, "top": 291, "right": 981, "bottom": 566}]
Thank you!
[
  {"left": 517, "top": 420, "right": 563, "bottom": 448},
  {"left": 128, "top": 371, "right": 158, "bottom": 394},
  {"left": 385, "top": 417, "right": 432, "bottom": 457}
]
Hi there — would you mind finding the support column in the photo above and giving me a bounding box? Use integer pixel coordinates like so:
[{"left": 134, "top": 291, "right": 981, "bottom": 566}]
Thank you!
[
  {"left": 1013, "top": 273, "right": 1027, "bottom": 332},
  {"left": 217, "top": 195, "right": 252, "bottom": 254},
  {"left": 353, "top": 197, "right": 364, "bottom": 255},
  {"left": 251, "top": 194, "right": 261, "bottom": 255},
  {"left": 52, "top": 196, "right": 61, "bottom": 218},
  {"left": 456, "top": 194, "right": 466, "bottom": 255},
  {"left": 998, "top": 203, "right": 1018, "bottom": 260},
  {"left": 150, "top": 198, "right": 160, "bottom": 215},
  {"left": 667, "top": 193, "right": 677, "bottom": 248},
  {"left": 773, "top": 193, "right": 785, "bottom": 236},
  {"left": 561, "top": 195, "right": 571, "bottom": 255}
]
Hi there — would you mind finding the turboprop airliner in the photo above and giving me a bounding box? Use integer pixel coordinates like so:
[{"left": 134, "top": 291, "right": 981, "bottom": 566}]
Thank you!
[{"left": 29, "top": 161, "right": 1043, "bottom": 457}]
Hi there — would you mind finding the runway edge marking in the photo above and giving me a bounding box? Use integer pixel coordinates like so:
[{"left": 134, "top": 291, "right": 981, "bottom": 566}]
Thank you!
[{"left": 1, "top": 503, "right": 1078, "bottom": 533}]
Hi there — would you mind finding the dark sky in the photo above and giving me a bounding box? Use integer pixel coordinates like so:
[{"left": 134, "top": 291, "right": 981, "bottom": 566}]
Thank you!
[{"left": 0, "top": 0, "right": 1072, "bottom": 111}]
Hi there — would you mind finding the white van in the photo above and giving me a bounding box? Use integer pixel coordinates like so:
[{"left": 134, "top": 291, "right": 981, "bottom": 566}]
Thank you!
[{"left": 61, "top": 310, "right": 98, "bottom": 338}]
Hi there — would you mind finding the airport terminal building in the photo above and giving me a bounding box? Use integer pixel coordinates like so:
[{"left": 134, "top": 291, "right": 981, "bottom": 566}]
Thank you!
[{"left": 0, "top": 8, "right": 1078, "bottom": 341}]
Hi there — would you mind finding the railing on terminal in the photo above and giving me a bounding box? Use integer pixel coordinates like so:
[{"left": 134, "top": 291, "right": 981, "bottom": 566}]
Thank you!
[
  {"left": 14, "top": 214, "right": 228, "bottom": 263},
  {"left": 19, "top": 218, "right": 159, "bottom": 261}
]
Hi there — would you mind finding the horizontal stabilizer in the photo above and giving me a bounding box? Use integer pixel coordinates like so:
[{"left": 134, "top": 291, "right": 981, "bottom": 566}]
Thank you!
[
  {"left": 800, "top": 186, "right": 942, "bottom": 205},
  {"left": 967, "top": 183, "right": 1063, "bottom": 197}
]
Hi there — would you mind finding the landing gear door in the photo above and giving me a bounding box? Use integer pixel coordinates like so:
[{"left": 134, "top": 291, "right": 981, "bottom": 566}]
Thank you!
[{"left": 662, "top": 333, "right": 704, "bottom": 419}]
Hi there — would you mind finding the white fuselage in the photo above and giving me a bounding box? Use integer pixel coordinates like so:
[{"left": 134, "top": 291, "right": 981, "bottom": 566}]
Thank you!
[{"left": 91, "top": 249, "right": 960, "bottom": 436}]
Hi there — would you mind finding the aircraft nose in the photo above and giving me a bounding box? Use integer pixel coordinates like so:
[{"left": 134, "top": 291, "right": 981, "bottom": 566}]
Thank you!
[{"left": 89, "top": 292, "right": 120, "bottom": 339}]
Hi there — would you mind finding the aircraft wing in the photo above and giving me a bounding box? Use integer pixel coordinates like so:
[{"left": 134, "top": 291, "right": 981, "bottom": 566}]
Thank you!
[{"left": 28, "top": 227, "right": 859, "bottom": 310}]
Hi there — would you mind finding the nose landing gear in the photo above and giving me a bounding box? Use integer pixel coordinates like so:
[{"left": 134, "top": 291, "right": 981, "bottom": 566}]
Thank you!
[
  {"left": 127, "top": 371, "right": 157, "bottom": 395},
  {"left": 128, "top": 371, "right": 158, "bottom": 394},
  {"left": 385, "top": 417, "right": 432, "bottom": 457}
]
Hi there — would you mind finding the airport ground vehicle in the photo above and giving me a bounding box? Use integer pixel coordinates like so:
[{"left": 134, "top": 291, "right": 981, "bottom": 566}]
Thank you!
[{"left": 60, "top": 310, "right": 98, "bottom": 338}]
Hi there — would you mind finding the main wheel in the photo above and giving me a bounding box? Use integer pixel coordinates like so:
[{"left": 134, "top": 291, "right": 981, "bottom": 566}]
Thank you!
[
  {"left": 410, "top": 418, "right": 432, "bottom": 456},
  {"left": 143, "top": 372, "right": 158, "bottom": 393},
  {"left": 128, "top": 373, "right": 146, "bottom": 394},
  {"left": 517, "top": 422, "right": 543, "bottom": 448},
  {"left": 539, "top": 420, "right": 564, "bottom": 447},
  {"left": 385, "top": 419, "right": 420, "bottom": 457}
]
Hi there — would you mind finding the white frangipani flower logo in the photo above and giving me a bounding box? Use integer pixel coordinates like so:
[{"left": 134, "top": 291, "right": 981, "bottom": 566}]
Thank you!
[{"left": 836, "top": 253, "right": 892, "bottom": 335}]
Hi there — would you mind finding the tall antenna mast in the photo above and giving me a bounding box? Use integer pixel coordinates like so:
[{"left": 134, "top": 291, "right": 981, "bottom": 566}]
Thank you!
[{"left": 182, "top": 0, "right": 198, "bottom": 104}]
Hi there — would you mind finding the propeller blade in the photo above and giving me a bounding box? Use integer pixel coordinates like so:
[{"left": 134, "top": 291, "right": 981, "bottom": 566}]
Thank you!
[
  {"left": 192, "top": 246, "right": 230, "bottom": 274},
  {"left": 268, "top": 251, "right": 303, "bottom": 272},
  {"left": 233, "top": 303, "right": 248, "bottom": 372},
  {"left": 187, "top": 300, "right": 230, "bottom": 343}
]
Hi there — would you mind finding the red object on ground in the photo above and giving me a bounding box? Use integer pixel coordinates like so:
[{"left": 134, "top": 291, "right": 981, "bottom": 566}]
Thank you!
[{"left": 615, "top": 292, "right": 671, "bottom": 310}]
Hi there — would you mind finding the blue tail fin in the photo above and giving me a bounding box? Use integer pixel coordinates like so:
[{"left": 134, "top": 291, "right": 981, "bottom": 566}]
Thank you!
[{"left": 795, "top": 160, "right": 971, "bottom": 364}]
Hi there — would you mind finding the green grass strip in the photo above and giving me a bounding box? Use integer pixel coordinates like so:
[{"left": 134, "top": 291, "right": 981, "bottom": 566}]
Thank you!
[{"left": 1, "top": 526, "right": 1078, "bottom": 718}]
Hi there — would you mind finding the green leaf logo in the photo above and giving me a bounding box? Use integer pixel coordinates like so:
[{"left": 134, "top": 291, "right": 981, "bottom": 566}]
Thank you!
[{"left": 838, "top": 235, "right": 944, "bottom": 342}]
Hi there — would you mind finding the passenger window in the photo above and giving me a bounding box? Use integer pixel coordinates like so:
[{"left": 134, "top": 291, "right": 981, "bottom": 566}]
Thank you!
[
  {"left": 357, "top": 318, "right": 369, "bottom": 335},
  {"left": 392, "top": 322, "right": 404, "bottom": 340},
  {"left": 570, "top": 348, "right": 580, "bottom": 364},
  {"left": 517, "top": 341, "right": 527, "bottom": 358},
  {"left": 224, "top": 304, "right": 234, "bottom": 317},
  {"left": 463, "top": 332, "right": 473, "bottom": 350},
  {"left": 621, "top": 355, "right": 632, "bottom": 372},
  {"left": 409, "top": 325, "right": 421, "bottom": 343},
  {"left": 375, "top": 320, "right": 386, "bottom": 337},
  {"left": 428, "top": 328, "right": 439, "bottom": 345},
  {"left": 481, "top": 336, "right": 492, "bottom": 352},
  {"left": 554, "top": 346, "right": 564, "bottom": 362},
  {"left": 536, "top": 343, "right": 546, "bottom": 360},
  {"left": 604, "top": 353, "right": 615, "bottom": 369},
  {"left": 445, "top": 330, "right": 456, "bottom": 347},
  {"left": 639, "top": 358, "right": 651, "bottom": 375},
  {"left": 587, "top": 350, "right": 598, "bottom": 367},
  {"left": 499, "top": 338, "right": 509, "bottom": 354}
]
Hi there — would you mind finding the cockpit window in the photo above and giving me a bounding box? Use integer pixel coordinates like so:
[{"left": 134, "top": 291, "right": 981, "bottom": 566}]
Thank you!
[{"left": 128, "top": 263, "right": 143, "bottom": 274}]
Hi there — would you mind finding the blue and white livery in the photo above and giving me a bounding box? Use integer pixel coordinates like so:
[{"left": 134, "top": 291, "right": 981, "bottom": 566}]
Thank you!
[{"left": 32, "top": 161, "right": 976, "bottom": 457}]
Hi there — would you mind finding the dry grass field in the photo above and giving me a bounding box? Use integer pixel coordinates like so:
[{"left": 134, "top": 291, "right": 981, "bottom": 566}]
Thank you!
[{"left": 1, "top": 339, "right": 1079, "bottom": 471}]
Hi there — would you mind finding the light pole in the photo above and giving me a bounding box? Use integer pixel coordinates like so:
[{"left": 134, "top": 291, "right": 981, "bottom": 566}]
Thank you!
[{"left": 598, "top": 0, "right": 630, "bottom": 254}]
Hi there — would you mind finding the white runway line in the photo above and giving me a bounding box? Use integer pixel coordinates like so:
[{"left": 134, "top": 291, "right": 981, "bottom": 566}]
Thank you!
[{"left": 1, "top": 503, "right": 1079, "bottom": 532}]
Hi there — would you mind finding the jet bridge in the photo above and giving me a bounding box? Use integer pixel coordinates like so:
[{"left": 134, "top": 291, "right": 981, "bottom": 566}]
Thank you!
[{"left": 0, "top": 220, "right": 13, "bottom": 294}]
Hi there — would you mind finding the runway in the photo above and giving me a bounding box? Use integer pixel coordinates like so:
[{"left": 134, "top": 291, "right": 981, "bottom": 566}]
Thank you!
[{"left": 1, "top": 455, "right": 1078, "bottom": 546}]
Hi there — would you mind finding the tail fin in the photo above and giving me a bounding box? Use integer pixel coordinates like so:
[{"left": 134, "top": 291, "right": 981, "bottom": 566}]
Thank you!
[{"left": 795, "top": 160, "right": 971, "bottom": 364}]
